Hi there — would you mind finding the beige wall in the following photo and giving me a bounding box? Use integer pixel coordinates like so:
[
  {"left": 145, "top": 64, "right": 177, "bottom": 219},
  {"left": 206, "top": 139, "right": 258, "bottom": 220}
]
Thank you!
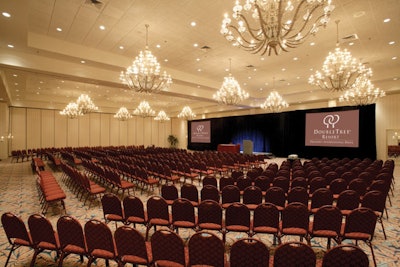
[{"left": 2, "top": 93, "right": 399, "bottom": 161}]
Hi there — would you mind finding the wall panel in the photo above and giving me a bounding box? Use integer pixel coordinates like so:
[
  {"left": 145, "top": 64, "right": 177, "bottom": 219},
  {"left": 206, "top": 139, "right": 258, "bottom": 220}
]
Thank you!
[
  {"left": 41, "top": 109, "right": 55, "bottom": 148},
  {"left": 10, "top": 107, "right": 26, "bottom": 151},
  {"left": 54, "top": 112, "right": 67, "bottom": 148},
  {"left": 151, "top": 120, "right": 159, "bottom": 146},
  {"left": 118, "top": 120, "right": 128, "bottom": 146},
  {"left": 110, "top": 117, "right": 119, "bottom": 146},
  {"left": 67, "top": 117, "right": 79, "bottom": 147},
  {"left": 127, "top": 117, "right": 137, "bottom": 145},
  {"left": 26, "top": 109, "right": 41, "bottom": 149},
  {"left": 136, "top": 117, "right": 144, "bottom": 145},
  {"left": 143, "top": 117, "right": 152, "bottom": 146},
  {"left": 100, "top": 113, "right": 110, "bottom": 146},
  {"left": 78, "top": 115, "right": 90, "bottom": 147},
  {"left": 89, "top": 113, "right": 100, "bottom": 147}
]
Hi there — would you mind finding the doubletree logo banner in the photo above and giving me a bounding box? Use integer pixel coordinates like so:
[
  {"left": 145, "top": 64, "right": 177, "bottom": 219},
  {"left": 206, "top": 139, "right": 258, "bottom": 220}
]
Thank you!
[
  {"left": 305, "top": 109, "right": 359, "bottom": 148},
  {"left": 191, "top": 120, "right": 211, "bottom": 143}
]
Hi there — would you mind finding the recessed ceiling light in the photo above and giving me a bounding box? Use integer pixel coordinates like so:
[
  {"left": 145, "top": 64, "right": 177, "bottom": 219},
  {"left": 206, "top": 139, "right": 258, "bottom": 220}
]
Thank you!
[
  {"left": 392, "top": 56, "right": 397, "bottom": 60},
  {"left": 119, "top": 46, "right": 124, "bottom": 50},
  {"left": 389, "top": 41, "right": 395, "bottom": 45},
  {"left": 260, "top": 57, "right": 265, "bottom": 61},
  {"left": 383, "top": 18, "right": 391, "bottom": 23},
  {"left": 190, "top": 21, "right": 196, "bottom": 27},
  {"left": 281, "top": 68, "right": 286, "bottom": 71},
  {"left": 14, "top": 83, "right": 18, "bottom": 85},
  {"left": 156, "top": 44, "right": 161, "bottom": 48},
  {"left": 7, "top": 44, "right": 14, "bottom": 48},
  {"left": 353, "top": 11, "right": 365, "bottom": 18},
  {"left": 193, "top": 43, "right": 198, "bottom": 47},
  {"left": 99, "top": 25, "right": 105, "bottom": 30},
  {"left": 56, "top": 27, "right": 62, "bottom": 32},
  {"left": 310, "top": 42, "right": 315, "bottom": 46},
  {"left": 2, "top": 12, "right": 11, "bottom": 18},
  {"left": 196, "top": 58, "right": 200, "bottom": 62},
  {"left": 293, "top": 57, "right": 298, "bottom": 61},
  {"left": 81, "top": 60, "right": 85, "bottom": 63},
  {"left": 393, "top": 77, "right": 398, "bottom": 80},
  {"left": 164, "top": 59, "right": 168, "bottom": 62},
  {"left": 349, "top": 42, "right": 354, "bottom": 46},
  {"left": 197, "top": 68, "right": 202, "bottom": 72}
]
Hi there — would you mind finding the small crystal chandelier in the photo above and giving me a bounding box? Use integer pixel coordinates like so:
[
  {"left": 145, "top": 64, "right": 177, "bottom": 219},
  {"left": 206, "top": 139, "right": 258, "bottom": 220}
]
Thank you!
[
  {"left": 120, "top": 24, "right": 172, "bottom": 93},
  {"left": 213, "top": 59, "right": 249, "bottom": 105},
  {"left": 309, "top": 20, "right": 372, "bottom": 92},
  {"left": 177, "top": 106, "right": 196, "bottom": 120},
  {"left": 60, "top": 102, "right": 83, "bottom": 119},
  {"left": 221, "top": 0, "right": 335, "bottom": 56},
  {"left": 260, "top": 90, "right": 289, "bottom": 113},
  {"left": 76, "top": 94, "right": 98, "bottom": 114},
  {"left": 339, "top": 77, "right": 385, "bottom": 106},
  {"left": 133, "top": 100, "right": 156, "bottom": 118},
  {"left": 114, "top": 107, "right": 132, "bottom": 121},
  {"left": 154, "top": 110, "right": 170, "bottom": 122}
]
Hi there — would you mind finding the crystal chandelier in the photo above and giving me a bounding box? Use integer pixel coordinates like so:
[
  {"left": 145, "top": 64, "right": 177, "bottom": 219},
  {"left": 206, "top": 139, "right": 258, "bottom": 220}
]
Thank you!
[
  {"left": 221, "top": 0, "right": 335, "bottom": 56},
  {"left": 339, "top": 76, "right": 385, "bottom": 106},
  {"left": 177, "top": 106, "right": 196, "bottom": 120},
  {"left": 309, "top": 20, "right": 372, "bottom": 92},
  {"left": 154, "top": 110, "right": 170, "bottom": 122},
  {"left": 133, "top": 100, "right": 156, "bottom": 118},
  {"left": 260, "top": 90, "right": 289, "bottom": 112},
  {"left": 76, "top": 94, "right": 98, "bottom": 114},
  {"left": 59, "top": 102, "right": 83, "bottom": 119},
  {"left": 114, "top": 107, "right": 132, "bottom": 121},
  {"left": 213, "top": 59, "right": 249, "bottom": 105},
  {"left": 119, "top": 24, "right": 172, "bottom": 93}
]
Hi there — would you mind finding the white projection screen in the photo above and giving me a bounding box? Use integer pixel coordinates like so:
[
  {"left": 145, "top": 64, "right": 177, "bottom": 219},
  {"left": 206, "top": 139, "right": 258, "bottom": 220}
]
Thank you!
[
  {"left": 191, "top": 120, "right": 211, "bottom": 143},
  {"left": 305, "top": 109, "right": 359, "bottom": 148}
]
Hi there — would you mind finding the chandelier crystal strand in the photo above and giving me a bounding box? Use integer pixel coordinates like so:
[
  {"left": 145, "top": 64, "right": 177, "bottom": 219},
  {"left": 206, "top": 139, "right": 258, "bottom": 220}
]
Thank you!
[
  {"left": 76, "top": 94, "right": 98, "bottom": 114},
  {"left": 221, "top": 0, "right": 335, "bottom": 56},
  {"left": 59, "top": 102, "right": 83, "bottom": 119},
  {"left": 133, "top": 100, "right": 156, "bottom": 118},
  {"left": 309, "top": 20, "right": 373, "bottom": 91},
  {"left": 260, "top": 91, "right": 289, "bottom": 112},
  {"left": 213, "top": 58, "right": 249, "bottom": 105},
  {"left": 339, "top": 77, "right": 385, "bottom": 106},
  {"left": 154, "top": 110, "right": 170, "bottom": 122},
  {"left": 120, "top": 24, "right": 172, "bottom": 93},
  {"left": 114, "top": 107, "right": 133, "bottom": 121},
  {"left": 177, "top": 106, "right": 196, "bottom": 120}
]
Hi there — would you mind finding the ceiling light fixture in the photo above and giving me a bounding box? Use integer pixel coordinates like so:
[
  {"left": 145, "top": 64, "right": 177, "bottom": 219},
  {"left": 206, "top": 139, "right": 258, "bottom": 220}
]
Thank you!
[
  {"left": 59, "top": 102, "right": 83, "bottom": 119},
  {"left": 221, "top": 0, "right": 334, "bottom": 56},
  {"left": 154, "top": 110, "right": 171, "bottom": 122},
  {"left": 213, "top": 58, "right": 249, "bottom": 105},
  {"left": 119, "top": 24, "right": 172, "bottom": 93},
  {"left": 133, "top": 100, "right": 155, "bottom": 118},
  {"left": 260, "top": 78, "right": 289, "bottom": 112},
  {"left": 309, "top": 20, "right": 372, "bottom": 92},
  {"left": 76, "top": 94, "right": 98, "bottom": 114},
  {"left": 114, "top": 107, "right": 132, "bottom": 121},
  {"left": 338, "top": 76, "right": 385, "bottom": 106},
  {"left": 177, "top": 106, "right": 196, "bottom": 120}
]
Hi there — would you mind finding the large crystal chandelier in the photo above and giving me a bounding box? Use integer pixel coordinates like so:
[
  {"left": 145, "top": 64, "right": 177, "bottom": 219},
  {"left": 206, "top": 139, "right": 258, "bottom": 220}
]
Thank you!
[
  {"left": 133, "top": 101, "right": 156, "bottom": 118},
  {"left": 339, "top": 76, "right": 385, "bottom": 106},
  {"left": 114, "top": 107, "right": 133, "bottom": 121},
  {"left": 213, "top": 59, "right": 249, "bottom": 105},
  {"left": 154, "top": 110, "right": 170, "bottom": 122},
  {"left": 309, "top": 20, "right": 372, "bottom": 92},
  {"left": 120, "top": 24, "right": 172, "bottom": 93},
  {"left": 59, "top": 102, "right": 83, "bottom": 119},
  {"left": 221, "top": 0, "right": 335, "bottom": 56},
  {"left": 76, "top": 94, "right": 98, "bottom": 114},
  {"left": 177, "top": 106, "right": 196, "bottom": 120},
  {"left": 260, "top": 90, "right": 289, "bottom": 112}
]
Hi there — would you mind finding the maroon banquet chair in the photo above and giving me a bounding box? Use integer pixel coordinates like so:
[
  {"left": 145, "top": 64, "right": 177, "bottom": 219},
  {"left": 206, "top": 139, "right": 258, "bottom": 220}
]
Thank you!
[
  {"left": 188, "top": 231, "right": 227, "bottom": 267},
  {"left": 322, "top": 244, "right": 369, "bottom": 267},
  {"left": 273, "top": 241, "right": 316, "bottom": 267},
  {"left": 230, "top": 237, "right": 269, "bottom": 267},
  {"left": 151, "top": 229, "right": 186, "bottom": 267}
]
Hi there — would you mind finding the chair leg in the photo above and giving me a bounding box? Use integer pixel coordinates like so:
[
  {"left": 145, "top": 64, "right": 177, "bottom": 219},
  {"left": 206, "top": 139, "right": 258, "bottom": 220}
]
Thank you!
[
  {"left": 4, "top": 244, "right": 17, "bottom": 267},
  {"left": 367, "top": 240, "right": 377, "bottom": 267}
]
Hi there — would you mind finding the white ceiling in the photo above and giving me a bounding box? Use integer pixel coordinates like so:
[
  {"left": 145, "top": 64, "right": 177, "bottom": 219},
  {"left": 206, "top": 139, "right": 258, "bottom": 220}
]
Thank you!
[{"left": 0, "top": 0, "right": 399, "bottom": 117}]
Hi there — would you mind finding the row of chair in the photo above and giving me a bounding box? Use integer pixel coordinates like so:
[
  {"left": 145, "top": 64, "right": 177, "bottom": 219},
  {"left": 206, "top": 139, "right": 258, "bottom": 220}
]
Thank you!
[
  {"left": 35, "top": 169, "right": 66, "bottom": 214},
  {"left": 1, "top": 211, "right": 370, "bottom": 267},
  {"left": 100, "top": 193, "right": 379, "bottom": 266}
]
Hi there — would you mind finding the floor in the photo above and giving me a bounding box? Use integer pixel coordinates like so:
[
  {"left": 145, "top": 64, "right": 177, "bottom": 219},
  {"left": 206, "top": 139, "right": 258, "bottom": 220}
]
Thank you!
[{"left": 0, "top": 156, "right": 399, "bottom": 266}]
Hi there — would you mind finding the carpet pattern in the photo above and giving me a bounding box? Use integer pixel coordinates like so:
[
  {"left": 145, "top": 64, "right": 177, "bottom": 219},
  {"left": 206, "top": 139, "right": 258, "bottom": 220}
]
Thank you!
[{"left": 0, "top": 157, "right": 399, "bottom": 266}]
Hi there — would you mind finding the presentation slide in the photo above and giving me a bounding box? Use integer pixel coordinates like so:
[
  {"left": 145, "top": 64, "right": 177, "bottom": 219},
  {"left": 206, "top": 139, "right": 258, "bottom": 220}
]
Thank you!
[
  {"left": 305, "top": 109, "right": 359, "bottom": 147},
  {"left": 191, "top": 120, "right": 211, "bottom": 143}
]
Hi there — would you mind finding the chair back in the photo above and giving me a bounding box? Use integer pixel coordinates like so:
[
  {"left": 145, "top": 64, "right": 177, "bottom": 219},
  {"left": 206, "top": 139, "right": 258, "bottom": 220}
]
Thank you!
[
  {"left": 28, "top": 213, "right": 59, "bottom": 249},
  {"left": 273, "top": 241, "right": 316, "bottom": 267},
  {"left": 151, "top": 229, "right": 186, "bottom": 267},
  {"left": 57, "top": 215, "right": 86, "bottom": 252},
  {"left": 200, "top": 185, "right": 220, "bottom": 202},
  {"left": 122, "top": 195, "right": 147, "bottom": 223},
  {"left": 188, "top": 231, "right": 225, "bottom": 267},
  {"left": 322, "top": 244, "right": 369, "bottom": 267},
  {"left": 197, "top": 200, "right": 223, "bottom": 230},
  {"left": 230, "top": 238, "right": 269, "bottom": 267},
  {"left": 2, "top": 212, "right": 32, "bottom": 246},
  {"left": 101, "top": 193, "right": 124, "bottom": 222}
]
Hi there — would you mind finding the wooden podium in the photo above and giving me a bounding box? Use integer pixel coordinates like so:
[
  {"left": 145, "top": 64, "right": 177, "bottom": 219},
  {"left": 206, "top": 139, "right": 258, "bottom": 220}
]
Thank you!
[{"left": 217, "top": 144, "right": 240, "bottom": 153}]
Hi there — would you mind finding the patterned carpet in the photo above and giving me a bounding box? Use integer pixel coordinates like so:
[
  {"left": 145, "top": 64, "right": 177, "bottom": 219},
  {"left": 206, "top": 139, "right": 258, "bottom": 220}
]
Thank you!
[{"left": 0, "top": 157, "right": 399, "bottom": 266}]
